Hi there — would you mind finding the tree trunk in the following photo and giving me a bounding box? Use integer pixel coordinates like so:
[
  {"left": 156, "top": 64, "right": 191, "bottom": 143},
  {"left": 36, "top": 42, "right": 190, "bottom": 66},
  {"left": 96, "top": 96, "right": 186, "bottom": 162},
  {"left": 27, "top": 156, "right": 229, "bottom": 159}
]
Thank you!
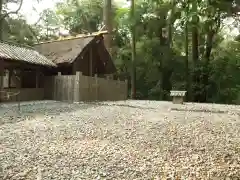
[
  {"left": 192, "top": 28, "right": 199, "bottom": 66},
  {"left": 158, "top": 27, "right": 163, "bottom": 100},
  {"left": 167, "top": 0, "right": 176, "bottom": 48},
  {"left": 191, "top": 1, "right": 200, "bottom": 102},
  {"left": 168, "top": 17, "right": 172, "bottom": 48},
  {"left": 103, "top": 0, "right": 112, "bottom": 53},
  {"left": 205, "top": 31, "right": 214, "bottom": 63},
  {"left": 130, "top": 0, "right": 136, "bottom": 99},
  {"left": 156, "top": 11, "right": 168, "bottom": 100},
  {"left": 192, "top": 1, "right": 199, "bottom": 66},
  {"left": 203, "top": 14, "right": 220, "bottom": 102},
  {"left": 185, "top": 21, "right": 190, "bottom": 101}
]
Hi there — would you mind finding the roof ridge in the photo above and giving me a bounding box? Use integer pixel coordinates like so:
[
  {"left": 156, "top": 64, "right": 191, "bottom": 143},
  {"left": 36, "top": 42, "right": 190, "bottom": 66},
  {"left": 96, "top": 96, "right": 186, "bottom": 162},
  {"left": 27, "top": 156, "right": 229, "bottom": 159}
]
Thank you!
[
  {"left": 34, "top": 31, "right": 108, "bottom": 45},
  {"left": 0, "top": 40, "right": 34, "bottom": 50}
]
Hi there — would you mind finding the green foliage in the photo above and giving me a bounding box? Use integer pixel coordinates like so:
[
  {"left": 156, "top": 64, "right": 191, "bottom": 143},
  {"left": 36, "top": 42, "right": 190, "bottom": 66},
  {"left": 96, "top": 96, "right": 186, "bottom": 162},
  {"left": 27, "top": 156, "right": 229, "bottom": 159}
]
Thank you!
[
  {"left": 5, "top": 17, "right": 38, "bottom": 45},
  {"left": 55, "top": 0, "right": 104, "bottom": 33},
  {"left": 1, "top": 0, "right": 239, "bottom": 104},
  {"left": 113, "top": 0, "right": 240, "bottom": 104},
  {"left": 208, "top": 41, "right": 240, "bottom": 104}
]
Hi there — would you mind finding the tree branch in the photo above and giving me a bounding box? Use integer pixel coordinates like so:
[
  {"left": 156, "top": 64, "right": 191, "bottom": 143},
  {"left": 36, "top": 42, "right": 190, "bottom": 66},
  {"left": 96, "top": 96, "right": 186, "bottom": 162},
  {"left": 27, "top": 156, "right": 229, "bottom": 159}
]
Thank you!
[
  {"left": 28, "top": 25, "right": 40, "bottom": 44},
  {"left": 0, "top": 0, "right": 24, "bottom": 21}
]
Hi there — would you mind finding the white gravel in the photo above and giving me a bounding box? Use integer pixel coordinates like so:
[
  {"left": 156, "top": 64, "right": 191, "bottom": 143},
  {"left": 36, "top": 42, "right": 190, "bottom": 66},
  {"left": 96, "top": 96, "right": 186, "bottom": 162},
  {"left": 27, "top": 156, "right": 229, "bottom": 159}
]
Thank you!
[{"left": 0, "top": 100, "right": 240, "bottom": 179}]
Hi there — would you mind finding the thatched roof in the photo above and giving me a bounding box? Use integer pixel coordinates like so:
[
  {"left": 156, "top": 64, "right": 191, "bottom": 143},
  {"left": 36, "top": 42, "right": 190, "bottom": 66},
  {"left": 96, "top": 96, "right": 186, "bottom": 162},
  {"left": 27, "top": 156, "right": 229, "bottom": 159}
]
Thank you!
[
  {"left": 34, "top": 36, "right": 95, "bottom": 64},
  {"left": 34, "top": 32, "right": 116, "bottom": 74},
  {"left": 0, "top": 41, "right": 56, "bottom": 67}
]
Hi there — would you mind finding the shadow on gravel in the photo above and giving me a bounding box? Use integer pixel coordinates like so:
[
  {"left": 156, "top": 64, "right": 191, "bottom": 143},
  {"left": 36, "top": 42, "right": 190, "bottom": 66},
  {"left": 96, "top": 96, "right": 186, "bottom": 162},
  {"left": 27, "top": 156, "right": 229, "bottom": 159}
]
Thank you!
[
  {"left": 0, "top": 101, "right": 95, "bottom": 125},
  {"left": 87, "top": 102, "right": 156, "bottom": 110},
  {"left": 171, "top": 108, "right": 227, "bottom": 114}
]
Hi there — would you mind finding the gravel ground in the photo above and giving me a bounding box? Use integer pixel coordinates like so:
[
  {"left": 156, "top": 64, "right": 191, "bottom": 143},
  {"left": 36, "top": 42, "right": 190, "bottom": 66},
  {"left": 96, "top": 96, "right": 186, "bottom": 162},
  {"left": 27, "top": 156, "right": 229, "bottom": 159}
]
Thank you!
[{"left": 0, "top": 100, "right": 240, "bottom": 180}]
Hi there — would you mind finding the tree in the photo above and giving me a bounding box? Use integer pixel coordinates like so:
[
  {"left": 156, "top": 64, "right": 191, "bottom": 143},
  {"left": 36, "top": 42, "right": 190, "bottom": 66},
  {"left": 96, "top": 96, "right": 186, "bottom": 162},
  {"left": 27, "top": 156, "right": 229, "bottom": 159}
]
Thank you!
[
  {"left": 5, "top": 16, "right": 40, "bottom": 45},
  {"left": 56, "top": 0, "right": 104, "bottom": 34},
  {"left": 0, "top": 0, "right": 23, "bottom": 91},
  {"left": 36, "top": 8, "right": 61, "bottom": 41},
  {"left": 103, "top": 0, "right": 113, "bottom": 51},
  {"left": 0, "top": 0, "right": 23, "bottom": 40},
  {"left": 130, "top": 0, "right": 136, "bottom": 99}
]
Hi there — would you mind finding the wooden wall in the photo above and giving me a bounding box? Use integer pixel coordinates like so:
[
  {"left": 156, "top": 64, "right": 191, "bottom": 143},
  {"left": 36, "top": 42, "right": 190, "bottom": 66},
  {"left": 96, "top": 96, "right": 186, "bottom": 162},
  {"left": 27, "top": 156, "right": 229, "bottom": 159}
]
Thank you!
[
  {"left": 44, "top": 71, "right": 128, "bottom": 102},
  {"left": 72, "top": 44, "right": 107, "bottom": 76}
]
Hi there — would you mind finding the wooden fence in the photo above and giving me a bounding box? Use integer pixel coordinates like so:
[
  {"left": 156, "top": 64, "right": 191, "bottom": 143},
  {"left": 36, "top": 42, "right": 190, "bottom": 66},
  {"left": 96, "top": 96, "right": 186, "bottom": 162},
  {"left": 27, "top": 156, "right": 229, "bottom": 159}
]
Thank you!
[{"left": 44, "top": 72, "right": 128, "bottom": 102}]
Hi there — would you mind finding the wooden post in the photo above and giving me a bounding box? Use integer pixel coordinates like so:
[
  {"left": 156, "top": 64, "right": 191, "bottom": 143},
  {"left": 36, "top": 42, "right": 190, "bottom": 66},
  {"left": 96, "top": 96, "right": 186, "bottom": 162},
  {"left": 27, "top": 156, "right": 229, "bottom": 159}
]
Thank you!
[
  {"left": 36, "top": 70, "right": 39, "bottom": 88},
  {"left": 94, "top": 74, "right": 98, "bottom": 101},
  {"left": 53, "top": 76, "right": 56, "bottom": 100},
  {"left": 109, "top": 74, "right": 113, "bottom": 80},
  {"left": 106, "top": 75, "right": 110, "bottom": 100},
  {"left": 87, "top": 48, "right": 93, "bottom": 101},
  {"left": 89, "top": 47, "right": 93, "bottom": 77},
  {"left": 17, "top": 69, "right": 22, "bottom": 103},
  {"left": 55, "top": 72, "right": 61, "bottom": 101},
  {"left": 117, "top": 78, "right": 121, "bottom": 100},
  {"left": 74, "top": 71, "right": 81, "bottom": 102},
  {"left": 17, "top": 69, "right": 22, "bottom": 89},
  {"left": 17, "top": 92, "right": 20, "bottom": 112},
  {"left": 172, "top": 96, "right": 184, "bottom": 104},
  {"left": 0, "top": 60, "right": 4, "bottom": 102},
  {"left": 125, "top": 79, "right": 128, "bottom": 100},
  {"left": 8, "top": 69, "right": 12, "bottom": 88}
]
